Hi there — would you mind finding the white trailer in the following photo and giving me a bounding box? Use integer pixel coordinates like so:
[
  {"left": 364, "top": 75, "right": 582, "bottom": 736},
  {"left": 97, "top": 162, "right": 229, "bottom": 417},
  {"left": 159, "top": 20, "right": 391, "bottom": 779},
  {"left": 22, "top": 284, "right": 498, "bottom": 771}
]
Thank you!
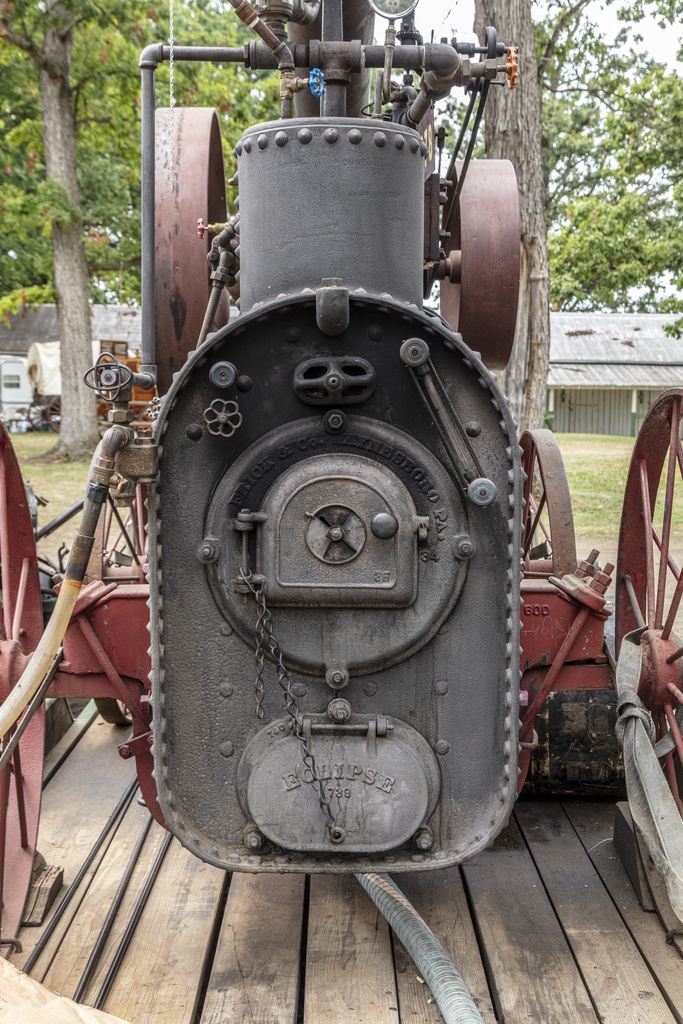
[{"left": 0, "top": 357, "right": 32, "bottom": 425}]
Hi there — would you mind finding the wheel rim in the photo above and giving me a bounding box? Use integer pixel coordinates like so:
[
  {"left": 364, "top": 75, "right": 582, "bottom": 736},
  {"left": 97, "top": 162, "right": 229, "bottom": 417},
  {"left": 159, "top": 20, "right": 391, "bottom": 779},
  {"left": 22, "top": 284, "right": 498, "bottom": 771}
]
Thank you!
[
  {"left": 616, "top": 388, "right": 683, "bottom": 810},
  {"left": 520, "top": 428, "right": 577, "bottom": 578},
  {"left": 0, "top": 423, "right": 45, "bottom": 945}
]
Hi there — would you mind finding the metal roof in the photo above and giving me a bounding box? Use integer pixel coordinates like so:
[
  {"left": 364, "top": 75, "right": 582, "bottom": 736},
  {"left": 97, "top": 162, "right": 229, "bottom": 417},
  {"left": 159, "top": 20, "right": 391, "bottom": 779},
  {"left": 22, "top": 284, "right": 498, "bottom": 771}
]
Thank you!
[
  {"left": 0, "top": 305, "right": 141, "bottom": 355},
  {"left": 549, "top": 312, "right": 682, "bottom": 389}
]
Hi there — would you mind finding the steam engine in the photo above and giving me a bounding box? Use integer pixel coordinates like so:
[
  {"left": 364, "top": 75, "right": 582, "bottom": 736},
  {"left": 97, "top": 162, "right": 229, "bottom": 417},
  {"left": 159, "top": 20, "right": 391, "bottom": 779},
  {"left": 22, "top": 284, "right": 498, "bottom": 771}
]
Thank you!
[{"left": 145, "top": 2, "right": 523, "bottom": 873}]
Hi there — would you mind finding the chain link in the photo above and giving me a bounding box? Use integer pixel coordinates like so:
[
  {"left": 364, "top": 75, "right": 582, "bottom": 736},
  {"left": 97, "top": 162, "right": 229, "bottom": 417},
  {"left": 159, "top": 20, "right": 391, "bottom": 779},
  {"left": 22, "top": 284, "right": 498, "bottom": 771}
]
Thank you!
[
  {"left": 239, "top": 568, "right": 344, "bottom": 843},
  {"left": 168, "top": 0, "right": 175, "bottom": 192}
]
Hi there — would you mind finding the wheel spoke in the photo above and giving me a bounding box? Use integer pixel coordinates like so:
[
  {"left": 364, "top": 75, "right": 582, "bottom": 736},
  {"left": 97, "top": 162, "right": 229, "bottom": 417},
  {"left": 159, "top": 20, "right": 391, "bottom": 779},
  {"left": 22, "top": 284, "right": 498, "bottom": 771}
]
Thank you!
[
  {"left": 11, "top": 744, "right": 28, "bottom": 849},
  {"left": 523, "top": 491, "right": 547, "bottom": 559},
  {"left": 664, "top": 703, "right": 683, "bottom": 767},
  {"left": 652, "top": 525, "right": 681, "bottom": 581},
  {"left": 666, "top": 682, "right": 683, "bottom": 704},
  {"left": 10, "top": 557, "right": 29, "bottom": 643},
  {"left": 639, "top": 460, "right": 656, "bottom": 627},
  {"left": 623, "top": 574, "right": 646, "bottom": 629},
  {"left": 0, "top": 456, "right": 13, "bottom": 638},
  {"left": 655, "top": 397, "right": 681, "bottom": 629}
]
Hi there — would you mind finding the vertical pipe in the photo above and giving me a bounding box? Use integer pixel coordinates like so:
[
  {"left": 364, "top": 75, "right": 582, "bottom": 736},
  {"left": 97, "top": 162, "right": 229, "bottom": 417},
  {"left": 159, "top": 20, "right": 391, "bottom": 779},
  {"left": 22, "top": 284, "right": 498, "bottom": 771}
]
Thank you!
[
  {"left": 140, "top": 65, "right": 156, "bottom": 378},
  {"left": 321, "top": 0, "right": 346, "bottom": 116}
]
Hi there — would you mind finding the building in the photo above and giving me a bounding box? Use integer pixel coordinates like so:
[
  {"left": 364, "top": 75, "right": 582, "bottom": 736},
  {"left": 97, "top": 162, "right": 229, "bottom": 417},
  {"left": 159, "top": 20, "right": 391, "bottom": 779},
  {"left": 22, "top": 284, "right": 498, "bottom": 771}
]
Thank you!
[{"left": 549, "top": 312, "right": 682, "bottom": 436}]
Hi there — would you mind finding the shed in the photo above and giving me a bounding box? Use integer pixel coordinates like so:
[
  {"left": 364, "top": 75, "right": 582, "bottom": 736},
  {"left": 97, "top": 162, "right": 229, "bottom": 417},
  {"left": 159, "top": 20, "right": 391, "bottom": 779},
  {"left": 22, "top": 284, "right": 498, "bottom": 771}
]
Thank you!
[
  {"left": 0, "top": 305, "right": 141, "bottom": 357},
  {"left": 548, "top": 312, "right": 682, "bottom": 435}
]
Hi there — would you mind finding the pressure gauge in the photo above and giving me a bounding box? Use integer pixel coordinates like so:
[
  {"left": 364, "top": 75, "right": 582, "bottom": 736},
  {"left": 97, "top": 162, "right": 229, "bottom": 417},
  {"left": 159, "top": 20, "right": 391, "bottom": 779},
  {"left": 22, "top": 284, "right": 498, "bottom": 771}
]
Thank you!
[{"left": 368, "top": 0, "right": 419, "bottom": 20}]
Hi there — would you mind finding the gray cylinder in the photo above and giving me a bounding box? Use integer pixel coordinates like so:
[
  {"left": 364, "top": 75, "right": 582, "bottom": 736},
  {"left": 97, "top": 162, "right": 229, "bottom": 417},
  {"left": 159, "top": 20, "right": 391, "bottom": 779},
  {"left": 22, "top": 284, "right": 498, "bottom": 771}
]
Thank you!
[{"left": 236, "top": 117, "right": 425, "bottom": 312}]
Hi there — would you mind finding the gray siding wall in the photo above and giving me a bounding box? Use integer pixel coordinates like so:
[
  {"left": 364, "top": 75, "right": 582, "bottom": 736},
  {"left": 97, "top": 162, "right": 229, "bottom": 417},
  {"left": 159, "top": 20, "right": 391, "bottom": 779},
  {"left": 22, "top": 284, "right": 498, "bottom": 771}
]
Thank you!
[{"left": 550, "top": 388, "right": 665, "bottom": 436}]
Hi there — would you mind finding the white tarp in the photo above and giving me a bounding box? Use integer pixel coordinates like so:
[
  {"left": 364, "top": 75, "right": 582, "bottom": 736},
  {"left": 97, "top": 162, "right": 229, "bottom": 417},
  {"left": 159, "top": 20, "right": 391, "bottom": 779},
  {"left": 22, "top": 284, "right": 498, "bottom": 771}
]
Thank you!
[
  {"left": 0, "top": 959, "right": 131, "bottom": 1024},
  {"left": 26, "top": 342, "right": 103, "bottom": 397}
]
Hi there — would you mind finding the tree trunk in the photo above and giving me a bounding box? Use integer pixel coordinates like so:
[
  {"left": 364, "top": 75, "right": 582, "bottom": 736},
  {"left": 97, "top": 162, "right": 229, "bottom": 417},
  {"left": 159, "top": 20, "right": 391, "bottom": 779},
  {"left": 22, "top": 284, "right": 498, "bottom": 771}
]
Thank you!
[
  {"left": 474, "top": 0, "right": 550, "bottom": 432},
  {"left": 39, "top": 3, "right": 99, "bottom": 457}
]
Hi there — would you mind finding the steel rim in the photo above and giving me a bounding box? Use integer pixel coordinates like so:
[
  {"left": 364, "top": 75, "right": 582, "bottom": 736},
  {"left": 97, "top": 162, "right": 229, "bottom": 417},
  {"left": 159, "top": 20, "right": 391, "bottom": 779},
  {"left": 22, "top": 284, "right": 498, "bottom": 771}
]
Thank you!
[
  {"left": 616, "top": 388, "right": 683, "bottom": 811},
  {"left": 520, "top": 428, "right": 577, "bottom": 579}
]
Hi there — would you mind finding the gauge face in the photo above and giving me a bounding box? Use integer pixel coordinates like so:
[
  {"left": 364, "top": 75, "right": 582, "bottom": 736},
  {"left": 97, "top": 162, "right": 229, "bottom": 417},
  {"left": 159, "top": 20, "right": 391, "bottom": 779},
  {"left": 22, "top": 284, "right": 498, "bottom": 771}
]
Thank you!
[{"left": 368, "top": 0, "right": 419, "bottom": 19}]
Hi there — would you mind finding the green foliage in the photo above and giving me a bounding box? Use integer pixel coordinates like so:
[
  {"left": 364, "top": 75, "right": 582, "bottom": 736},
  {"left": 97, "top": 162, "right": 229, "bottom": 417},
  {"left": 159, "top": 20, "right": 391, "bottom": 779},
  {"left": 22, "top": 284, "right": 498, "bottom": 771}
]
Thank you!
[
  {"left": 0, "top": 0, "right": 279, "bottom": 305},
  {"left": 538, "top": 2, "right": 683, "bottom": 323}
]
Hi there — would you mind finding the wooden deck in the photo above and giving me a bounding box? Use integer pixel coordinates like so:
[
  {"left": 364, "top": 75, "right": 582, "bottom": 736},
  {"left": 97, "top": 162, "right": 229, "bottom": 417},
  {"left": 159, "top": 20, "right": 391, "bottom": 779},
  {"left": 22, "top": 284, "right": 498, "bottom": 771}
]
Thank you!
[{"left": 8, "top": 708, "right": 683, "bottom": 1024}]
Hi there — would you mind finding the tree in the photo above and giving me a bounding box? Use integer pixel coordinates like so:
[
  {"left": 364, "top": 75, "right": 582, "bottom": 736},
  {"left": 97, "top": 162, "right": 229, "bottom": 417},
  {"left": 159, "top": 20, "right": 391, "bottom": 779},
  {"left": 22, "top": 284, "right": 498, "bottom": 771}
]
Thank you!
[
  {"left": 473, "top": 0, "right": 561, "bottom": 432},
  {"left": 0, "top": 0, "right": 279, "bottom": 456}
]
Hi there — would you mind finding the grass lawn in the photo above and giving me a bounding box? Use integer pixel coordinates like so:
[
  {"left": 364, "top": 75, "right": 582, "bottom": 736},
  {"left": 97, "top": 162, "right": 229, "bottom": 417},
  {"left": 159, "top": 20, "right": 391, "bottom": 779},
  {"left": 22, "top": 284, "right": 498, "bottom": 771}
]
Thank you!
[
  {"left": 555, "top": 433, "right": 634, "bottom": 544},
  {"left": 11, "top": 432, "right": 92, "bottom": 569}
]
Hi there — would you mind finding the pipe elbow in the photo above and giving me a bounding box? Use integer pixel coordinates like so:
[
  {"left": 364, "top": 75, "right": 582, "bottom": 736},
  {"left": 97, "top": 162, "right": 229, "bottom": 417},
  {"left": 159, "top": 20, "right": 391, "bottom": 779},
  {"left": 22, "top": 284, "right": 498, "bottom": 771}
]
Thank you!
[
  {"left": 99, "top": 424, "right": 134, "bottom": 462},
  {"left": 290, "top": 0, "right": 320, "bottom": 25},
  {"left": 139, "top": 43, "right": 164, "bottom": 68}
]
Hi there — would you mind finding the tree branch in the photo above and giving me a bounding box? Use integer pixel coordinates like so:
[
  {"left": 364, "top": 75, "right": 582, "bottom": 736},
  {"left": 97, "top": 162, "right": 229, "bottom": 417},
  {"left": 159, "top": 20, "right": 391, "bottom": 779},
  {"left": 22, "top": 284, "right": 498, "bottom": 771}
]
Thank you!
[
  {"left": 0, "top": 21, "right": 47, "bottom": 68},
  {"left": 88, "top": 257, "right": 141, "bottom": 274},
  {"left": 542, "top": 0, "right": 592, "bottom": 72}
]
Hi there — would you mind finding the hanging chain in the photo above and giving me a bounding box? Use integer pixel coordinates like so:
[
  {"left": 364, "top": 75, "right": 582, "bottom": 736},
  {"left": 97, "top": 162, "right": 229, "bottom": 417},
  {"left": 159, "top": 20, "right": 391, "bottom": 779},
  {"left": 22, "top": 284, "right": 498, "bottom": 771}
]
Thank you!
[
  {"left": 239, "top": 568, "right": 345, "bottom": 843},
  {"left": 168, "top": 0, "right": 175, "bottom": 191}
]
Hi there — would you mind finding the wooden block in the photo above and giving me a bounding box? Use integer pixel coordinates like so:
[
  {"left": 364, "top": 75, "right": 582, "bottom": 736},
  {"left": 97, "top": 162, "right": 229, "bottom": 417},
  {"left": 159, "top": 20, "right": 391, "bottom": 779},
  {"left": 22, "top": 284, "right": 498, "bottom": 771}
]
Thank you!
[
  {"left": 462, "top": 814, "right": 599, "bottom": 1024},
  {"left": 200, "top": 873, "right": 305, "bottom": 1024},
  {"left": 565, "top": 799, "right": 683, "bottom": 1021},
  {"left": 516, "top": 799, "right": 676, "bottom": 1024},
  {"left": 305, "top": 874, "right": 399, "bottom": 1024},
  {"left": 612, "top": 802, "right": 655, "bottom": 911},
  {"left": 393, "top": 869, "right": 496, "bottom": 1023},
  {"left": 22, "top": 863, "right": 64, "bottom": 927},
  {"left": 97, "top": 840, "right": 226, "bottom": 1024}
]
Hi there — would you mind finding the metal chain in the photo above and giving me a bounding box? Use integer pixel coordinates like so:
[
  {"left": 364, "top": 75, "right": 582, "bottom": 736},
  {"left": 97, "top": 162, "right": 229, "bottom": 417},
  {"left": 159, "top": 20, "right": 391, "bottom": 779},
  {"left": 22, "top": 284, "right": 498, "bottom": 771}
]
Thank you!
[
  {"left": 168, "top": 0, "right": 175, "bottom": 191},
  {"left": 239, "top": 568, "right": 344, "bottom": 843}
]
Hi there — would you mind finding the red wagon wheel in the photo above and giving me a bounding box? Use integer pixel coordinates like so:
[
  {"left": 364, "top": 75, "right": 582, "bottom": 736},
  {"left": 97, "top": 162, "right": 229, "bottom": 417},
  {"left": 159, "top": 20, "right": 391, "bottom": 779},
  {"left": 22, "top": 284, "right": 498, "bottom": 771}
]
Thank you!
[
  {"left": 0, "top": 424, "right": 45, "bottom": 949},
  {"left": 520, "top": 429, "right": 577, "bottom": 579},
  {"left": 616, "top": 388, "right": 683, "bottom": 810}
]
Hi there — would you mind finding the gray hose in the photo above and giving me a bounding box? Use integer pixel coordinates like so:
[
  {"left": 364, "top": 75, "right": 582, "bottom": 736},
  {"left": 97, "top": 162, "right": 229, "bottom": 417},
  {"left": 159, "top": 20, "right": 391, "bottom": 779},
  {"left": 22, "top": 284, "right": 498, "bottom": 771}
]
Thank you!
[{"left": 356, "top": 873, "right": 484, "bottom": 1024}]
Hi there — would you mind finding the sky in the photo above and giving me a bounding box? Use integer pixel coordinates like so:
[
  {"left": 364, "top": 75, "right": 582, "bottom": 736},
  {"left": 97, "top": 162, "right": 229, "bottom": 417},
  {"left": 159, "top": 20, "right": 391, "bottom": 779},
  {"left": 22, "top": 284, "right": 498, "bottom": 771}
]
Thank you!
[{"left": 379, "top": 0, "right": 683, "bottom": 67}]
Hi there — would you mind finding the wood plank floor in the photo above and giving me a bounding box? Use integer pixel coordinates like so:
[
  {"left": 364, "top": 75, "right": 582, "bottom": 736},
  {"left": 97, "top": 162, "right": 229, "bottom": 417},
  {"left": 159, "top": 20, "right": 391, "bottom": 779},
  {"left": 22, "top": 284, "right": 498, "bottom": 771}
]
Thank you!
[{"left": 8, "top": 715, "right": 682, "bottom": 1024}]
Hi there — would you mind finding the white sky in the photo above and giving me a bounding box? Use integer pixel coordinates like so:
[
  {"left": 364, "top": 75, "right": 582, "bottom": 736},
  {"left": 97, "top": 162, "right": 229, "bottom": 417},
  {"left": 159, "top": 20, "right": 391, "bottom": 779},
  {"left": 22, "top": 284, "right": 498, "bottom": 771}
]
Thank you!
[{"left": 390, "top": 0, "right": 682, "bottom": 67}]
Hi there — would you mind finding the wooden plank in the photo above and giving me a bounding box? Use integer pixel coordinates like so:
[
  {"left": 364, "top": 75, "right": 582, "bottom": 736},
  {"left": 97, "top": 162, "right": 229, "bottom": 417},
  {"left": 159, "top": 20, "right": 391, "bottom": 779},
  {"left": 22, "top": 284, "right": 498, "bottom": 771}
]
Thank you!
[
  {"left": 516, "top": 799, "right": 676, "bottom": 1024},
  {"left": 97, "top": 839, "right": 226, "bottom": 1024},
  {"left": 12, "top": 719, "right": 136, "bottom": 970},
  {"left": 41, "top": 801, "right": 161, "bottom": 998},
  {"left": 393, "top": 869, "right": 495, "bottom": 1023},
  {"left": 43, "top": 701, "right": 100, "bottom": 787},
  {"left": 304, "top": 873, "right": 399, "bottom": 1024},
  {"left": 200, "top": 873, "right": 305, "bottom": 1024},
  {"left": 565, "top": 799, "right": 683, "bottom": 1023},
  {"left": 462, "top": 815, "right": 599, "bottom": 1024}
]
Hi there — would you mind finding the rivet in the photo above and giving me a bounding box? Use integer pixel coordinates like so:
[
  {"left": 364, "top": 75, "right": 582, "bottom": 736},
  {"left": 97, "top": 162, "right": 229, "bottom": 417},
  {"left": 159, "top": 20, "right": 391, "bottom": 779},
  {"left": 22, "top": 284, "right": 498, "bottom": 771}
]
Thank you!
[
  {"left": 284, "top": 325, "right": 301, "bottom": 342},
  {"left": 435, "top": 680, "right": 449, "bottom": 695},
  {"left": 419, "top": 141, "right": 428, "bottom": 157},
  {"left": 186, "top": 423, "right": 202, "bottom": 441},
  {"left": 257, "top": 133, "right": 268, "bottom": 150},
  {"left": 220, "top": 624, "right": 233, "bottom": 637},
  {"left": 363, "top": 681, "right": 378, "bottom": 696},
  {"left": 219, "top": 682, "right": 234, "bottom": 698},
  {"left": 373, "top": 131, "right": 387, "bottom": 148},
  {"left": 292, "top": 682, "right": 307, "bottom": 697},
  {"left": 298, "top": 127, "right": 313, "bottom": 144},
  {"left": 234, "top": 141, "right": 243, "bottom": 157},
  {"left": 410, "top": 138, "right": 419, "bottom": 154},
  {"left": 243, "top": 138, "right": 252, "bottom": 154},
  {"left": 220, "top": 741, "right": 235, "bottom": 758},
  {"left": 435, "top": 739, "right": 450, "bottom": 755},
  {"left": 394, "top": 134, "right": 405, "bottom": 150},
  {"left": 366, "top": 324, "right": 383, "bottom": 341},
  {"left": 347, "top": 128, "right": 362, "bottom": 145},
  {"left": 323, "top": 127, "right": 339, "bottom": 144},
  {"left": 275, "top": 130, "right": 289, "bottom": 147}
]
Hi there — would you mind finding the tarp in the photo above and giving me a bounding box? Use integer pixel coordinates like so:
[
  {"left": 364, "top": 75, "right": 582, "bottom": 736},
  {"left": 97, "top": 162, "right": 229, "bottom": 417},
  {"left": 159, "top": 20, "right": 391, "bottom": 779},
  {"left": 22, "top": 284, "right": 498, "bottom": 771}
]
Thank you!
[
  {"left": 0, "top": 959, "right": 131, "bottom": 1024},
  {"left": 26, "top": 342, "right": 103, "bottom": 398}
]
